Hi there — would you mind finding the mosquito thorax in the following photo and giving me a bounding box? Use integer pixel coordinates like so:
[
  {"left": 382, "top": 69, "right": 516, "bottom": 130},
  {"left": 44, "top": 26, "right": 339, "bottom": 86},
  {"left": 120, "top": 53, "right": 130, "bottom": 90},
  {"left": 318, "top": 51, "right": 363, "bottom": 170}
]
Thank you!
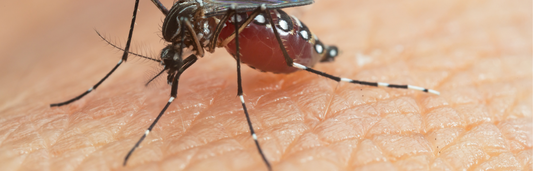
[{"left": 162, "top": 1, "right": 218, "bottom": 57}]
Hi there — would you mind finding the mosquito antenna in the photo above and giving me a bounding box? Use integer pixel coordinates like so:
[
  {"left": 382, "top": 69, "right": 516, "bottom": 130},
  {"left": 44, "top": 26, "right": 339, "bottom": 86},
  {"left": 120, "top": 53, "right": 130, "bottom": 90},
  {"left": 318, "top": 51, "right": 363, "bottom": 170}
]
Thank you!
[
  {"left": 96, "top": 30, "right": 161, "bottom": 63},
  {"left": 145, "top": 68, "right": 165, "bottom": 86}
]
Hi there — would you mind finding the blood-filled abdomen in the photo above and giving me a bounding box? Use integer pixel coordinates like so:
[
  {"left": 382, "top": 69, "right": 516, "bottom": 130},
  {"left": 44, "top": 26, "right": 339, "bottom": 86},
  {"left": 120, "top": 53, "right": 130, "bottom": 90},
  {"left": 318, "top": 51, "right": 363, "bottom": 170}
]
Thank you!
[{"left": 218, "top": 9, "right": 338, "bottom": 74}]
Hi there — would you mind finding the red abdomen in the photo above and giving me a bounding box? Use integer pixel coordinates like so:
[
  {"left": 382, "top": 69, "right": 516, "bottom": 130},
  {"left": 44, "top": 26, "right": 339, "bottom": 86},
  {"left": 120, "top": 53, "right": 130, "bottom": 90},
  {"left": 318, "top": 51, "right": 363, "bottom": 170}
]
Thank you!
[{"left": 218, "top": 10, "right": 335, "bottom": 74}]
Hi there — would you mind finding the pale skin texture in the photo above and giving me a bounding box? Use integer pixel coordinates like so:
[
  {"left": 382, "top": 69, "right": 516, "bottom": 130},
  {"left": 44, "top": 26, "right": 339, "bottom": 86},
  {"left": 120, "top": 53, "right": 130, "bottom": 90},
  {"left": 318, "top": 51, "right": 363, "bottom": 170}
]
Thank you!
[{"left": 0, "top": 0, "right": 531, "bottom": 170}]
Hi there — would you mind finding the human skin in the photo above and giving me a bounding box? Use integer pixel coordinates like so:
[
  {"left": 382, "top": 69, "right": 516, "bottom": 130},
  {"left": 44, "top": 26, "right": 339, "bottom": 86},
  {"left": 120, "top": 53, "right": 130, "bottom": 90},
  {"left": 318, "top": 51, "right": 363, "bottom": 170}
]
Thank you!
[{"left": 0, "top": 0, "right": 531, "bottom": 170}]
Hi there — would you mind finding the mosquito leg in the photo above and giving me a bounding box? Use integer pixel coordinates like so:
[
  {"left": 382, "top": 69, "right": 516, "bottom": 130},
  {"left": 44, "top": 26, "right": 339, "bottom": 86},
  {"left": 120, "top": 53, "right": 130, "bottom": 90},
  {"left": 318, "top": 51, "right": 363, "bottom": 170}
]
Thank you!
[
  {"left": 219, "top": 6, "right": 265, "bottom": 48},
  {"left": 208, "top": 10, "right": 235, "bottom": 53},
  {"left": 123, "top": 96, "right": 173, "bottom": 166},
  {"left": 293, "top": 63, "right": 440, "bottom": 94},
  {"left": 121, "top": 0, "right": 140, "bottom": 62},
  {"left": 50, "top": 59, "right": 123, "bottom": 107},
  {"left": 50, "top": 0, "right": 141, "bottom": 107},
  {"left": 263, "top": 9, "right": 293, "bottom": 68},
  {"left": 263, "top": 10, "right": 440, "bottom": 95},
  {"left": 231, "top": 7, "right": 272, "bottom": 171},
  {"left": 182, "top": 19, "right": 205, "bottom": 57},
  {"left": 151, "top": 0, "right": 169, "bottom": 15},
  {"left": 123, "top": 55, "right": 197, "bottom": 166}
]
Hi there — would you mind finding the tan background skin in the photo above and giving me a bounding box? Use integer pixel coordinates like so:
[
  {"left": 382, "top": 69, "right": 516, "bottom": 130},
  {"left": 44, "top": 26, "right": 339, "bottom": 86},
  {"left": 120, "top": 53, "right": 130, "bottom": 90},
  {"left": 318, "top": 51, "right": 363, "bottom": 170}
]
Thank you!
[{"left": 0, "top": 0, "right": 531, "bottom": 170}]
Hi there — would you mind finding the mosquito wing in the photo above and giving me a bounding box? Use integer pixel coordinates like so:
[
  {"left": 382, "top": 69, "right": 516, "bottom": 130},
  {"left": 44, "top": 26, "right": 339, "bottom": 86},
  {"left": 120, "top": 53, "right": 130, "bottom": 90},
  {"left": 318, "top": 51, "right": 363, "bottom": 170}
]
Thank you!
[{"left": 202, "top": 0, "right": 314, "bottom": 17}]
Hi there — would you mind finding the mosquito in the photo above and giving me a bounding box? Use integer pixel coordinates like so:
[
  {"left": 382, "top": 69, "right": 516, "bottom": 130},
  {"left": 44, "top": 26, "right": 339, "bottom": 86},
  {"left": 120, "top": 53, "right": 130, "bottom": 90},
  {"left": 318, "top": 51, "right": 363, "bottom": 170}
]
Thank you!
[{"left": 50, "top": 0, "right": 440, "bottom": 170}]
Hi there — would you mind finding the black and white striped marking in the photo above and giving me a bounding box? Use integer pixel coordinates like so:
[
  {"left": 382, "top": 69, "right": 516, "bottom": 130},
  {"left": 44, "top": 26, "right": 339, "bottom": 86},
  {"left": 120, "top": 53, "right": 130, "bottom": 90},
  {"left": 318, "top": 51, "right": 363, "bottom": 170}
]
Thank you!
[
  {"left": 124, "top": 96, "right": 175, "bottom": 166},
  {"left": 292, "top": 62, "right": 440, "bottom": 95},
  {"left": 239, "top": 95, "right": 258, "bottom": 142}
]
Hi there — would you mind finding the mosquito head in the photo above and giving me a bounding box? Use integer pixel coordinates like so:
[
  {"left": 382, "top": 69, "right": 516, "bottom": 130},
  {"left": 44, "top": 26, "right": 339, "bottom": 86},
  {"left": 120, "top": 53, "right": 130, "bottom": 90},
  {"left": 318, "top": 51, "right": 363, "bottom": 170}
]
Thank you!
[{"left": 160, "top": 44, "right": 184, "bottom": 70}]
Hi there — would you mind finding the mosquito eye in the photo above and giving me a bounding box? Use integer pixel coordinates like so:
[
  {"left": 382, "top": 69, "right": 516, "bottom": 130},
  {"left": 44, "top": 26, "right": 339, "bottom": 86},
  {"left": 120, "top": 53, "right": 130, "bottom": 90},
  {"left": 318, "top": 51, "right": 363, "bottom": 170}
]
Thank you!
[
  {"left": 160, "top": 46, "right": 177, "bottom": 61},
  {"left": 161, "top": 49, "right": 169, "bottom": 59},
  {"left": 162, "top": 13, "right": 182, "bottom": 41}
]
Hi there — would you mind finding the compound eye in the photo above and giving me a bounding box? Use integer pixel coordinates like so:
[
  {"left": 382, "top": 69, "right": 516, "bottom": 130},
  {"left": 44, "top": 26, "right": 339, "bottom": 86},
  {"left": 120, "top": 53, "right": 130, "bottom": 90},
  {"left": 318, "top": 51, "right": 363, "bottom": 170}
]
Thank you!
[
  {"left": 162, "top": 15, "right": 182, "bottom": 42},
  {"left": 160, "top": 45, "right": 176, "bottom": 61}
]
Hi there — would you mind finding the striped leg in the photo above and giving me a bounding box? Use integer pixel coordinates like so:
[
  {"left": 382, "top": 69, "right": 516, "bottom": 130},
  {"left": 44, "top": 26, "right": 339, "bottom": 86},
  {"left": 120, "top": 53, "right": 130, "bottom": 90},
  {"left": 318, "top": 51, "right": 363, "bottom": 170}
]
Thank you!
[
  {"left": 291, "top": 63, "right": 440, "bottom": 94},
  {"left": 264, "top": 10, "right": 439, "bottom": 95},
  {"left": 123, "top": 55, "right": 198, "bottom": 166},
  {"left": 231, "top": 7, "right": 272, "bottom": 171}
]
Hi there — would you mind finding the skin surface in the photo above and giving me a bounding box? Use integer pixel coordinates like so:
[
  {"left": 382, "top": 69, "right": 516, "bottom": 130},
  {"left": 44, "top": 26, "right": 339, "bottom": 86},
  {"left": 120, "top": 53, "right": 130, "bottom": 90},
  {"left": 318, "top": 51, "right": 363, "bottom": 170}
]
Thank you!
[{"left": 0, "top": 0, "right": 531, "bottom": 170}]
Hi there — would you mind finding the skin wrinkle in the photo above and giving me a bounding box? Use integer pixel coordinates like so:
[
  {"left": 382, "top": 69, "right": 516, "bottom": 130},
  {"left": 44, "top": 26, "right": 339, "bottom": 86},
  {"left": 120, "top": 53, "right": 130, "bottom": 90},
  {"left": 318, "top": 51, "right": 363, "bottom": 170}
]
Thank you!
[
  {"left": 271, "top": 94, "right": 310, "bottom": 161},
  {"left": 163, "top": 81, "right": 225, "bottom": 147},
  {"left": 174, "top": 82, "right": 259, "bottom": 160},
  {"left": 0, "top": 0, "right": 532, "bottom": 170},
  {"left": 172, "top": 87, "right": 244, "bottom": 157}
]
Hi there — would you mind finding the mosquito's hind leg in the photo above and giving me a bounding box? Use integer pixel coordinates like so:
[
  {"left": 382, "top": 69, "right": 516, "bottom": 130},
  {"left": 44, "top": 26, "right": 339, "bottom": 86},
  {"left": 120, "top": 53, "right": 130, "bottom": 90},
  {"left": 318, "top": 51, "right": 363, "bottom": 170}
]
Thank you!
[{"left": 262, "top": 9, "right": 440, "bottom": 95}]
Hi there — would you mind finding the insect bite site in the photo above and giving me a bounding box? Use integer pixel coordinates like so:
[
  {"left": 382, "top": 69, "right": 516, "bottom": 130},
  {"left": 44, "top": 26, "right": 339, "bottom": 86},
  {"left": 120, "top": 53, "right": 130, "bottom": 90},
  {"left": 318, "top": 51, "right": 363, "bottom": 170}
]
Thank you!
[{"left": 13, "top": 0, "right": 533, "bottom": 170}]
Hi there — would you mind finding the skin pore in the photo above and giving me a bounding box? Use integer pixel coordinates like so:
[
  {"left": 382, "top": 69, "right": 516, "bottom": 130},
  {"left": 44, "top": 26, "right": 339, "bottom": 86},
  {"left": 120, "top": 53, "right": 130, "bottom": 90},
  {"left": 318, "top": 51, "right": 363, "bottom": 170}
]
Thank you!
[{"left": 0, "top": 0, "right": 531, "bottom": 170}]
